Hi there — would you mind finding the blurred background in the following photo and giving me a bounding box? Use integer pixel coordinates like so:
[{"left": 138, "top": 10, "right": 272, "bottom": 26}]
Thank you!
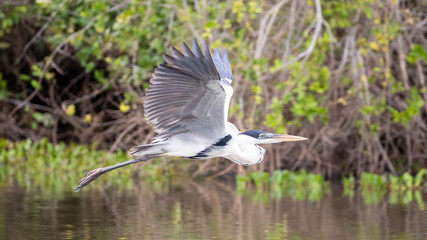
[{"left": 1, "top": 0, "right": 427, "bottom": 239}]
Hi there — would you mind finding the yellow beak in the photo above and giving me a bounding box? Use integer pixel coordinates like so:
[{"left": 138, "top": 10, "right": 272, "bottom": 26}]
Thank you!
[{"left": 267, "top": 133, "right": 308, "bottom": 142}]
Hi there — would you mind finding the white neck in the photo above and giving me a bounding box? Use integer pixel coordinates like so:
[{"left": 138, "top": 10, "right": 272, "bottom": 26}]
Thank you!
[{"left": 222, "top": 134, "right": 266, "bottom": 166}]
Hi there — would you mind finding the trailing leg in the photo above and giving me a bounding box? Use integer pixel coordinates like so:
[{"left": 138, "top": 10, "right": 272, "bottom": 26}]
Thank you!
[{"left": 75, "top": 154, "right": 158, "bottom": 191}]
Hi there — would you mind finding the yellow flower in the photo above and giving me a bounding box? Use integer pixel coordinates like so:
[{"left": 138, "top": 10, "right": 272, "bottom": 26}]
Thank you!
[
  {"left": 369, "top": 42, "right": 380, "bottom": 51},
  {"left": 374, "top": 17, "right": 380, "bottom": 24},
  {"left": 66, "top": 104, "right": 76, "bottom": 116},
  {"left": 84, "top": 114, "right": 92, "bottom": 123},
  {"left": 120, "top": 102, "right": 130, "bottom": 113}
]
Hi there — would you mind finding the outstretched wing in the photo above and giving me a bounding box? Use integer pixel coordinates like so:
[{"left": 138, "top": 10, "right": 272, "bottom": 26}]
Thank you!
[{"left": 144, "top": 39, "right": 233, "bottom": 141}]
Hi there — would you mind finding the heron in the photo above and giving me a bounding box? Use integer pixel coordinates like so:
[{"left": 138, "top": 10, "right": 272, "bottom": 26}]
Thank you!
[{"left": 75, "top": 39, "right": 307, "bottom": 191}]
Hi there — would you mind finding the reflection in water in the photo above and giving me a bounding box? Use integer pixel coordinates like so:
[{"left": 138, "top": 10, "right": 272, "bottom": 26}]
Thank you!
[{"left": 1, "top": 180, "right": 427, "bottom": 239}]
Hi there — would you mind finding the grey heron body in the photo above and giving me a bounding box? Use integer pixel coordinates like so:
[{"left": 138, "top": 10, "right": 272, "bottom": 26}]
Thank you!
[{"left": 75, "top": 40, "right": 306, "bottom": 191}]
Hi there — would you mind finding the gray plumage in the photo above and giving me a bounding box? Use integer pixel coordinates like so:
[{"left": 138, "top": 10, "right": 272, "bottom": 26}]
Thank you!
[{"left": 138, "top": 39, "right": 233, "bottom": 147}]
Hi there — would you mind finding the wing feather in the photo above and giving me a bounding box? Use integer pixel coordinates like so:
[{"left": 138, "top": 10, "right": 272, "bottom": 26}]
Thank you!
[
  {"left": 144, "top": 39, "right": 234, "bottom": 140},
  {"left": 181, "top": 41, "right": 195, "bottom": 57}
]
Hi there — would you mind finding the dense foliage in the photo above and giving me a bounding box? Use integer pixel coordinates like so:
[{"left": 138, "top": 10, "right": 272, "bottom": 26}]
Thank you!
[{"left": 0, "top": 0, "right": 426, "bottom": 177}]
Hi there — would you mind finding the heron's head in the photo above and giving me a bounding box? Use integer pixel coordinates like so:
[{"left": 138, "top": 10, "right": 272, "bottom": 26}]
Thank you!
[{"left": 239, "top": 130, "right": 307, "bottom": 144}]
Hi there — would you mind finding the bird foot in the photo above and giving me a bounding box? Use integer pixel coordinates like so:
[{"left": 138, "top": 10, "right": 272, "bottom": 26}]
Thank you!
[{"left": 75, "top": 168, "right": 104, "bottom": 192}]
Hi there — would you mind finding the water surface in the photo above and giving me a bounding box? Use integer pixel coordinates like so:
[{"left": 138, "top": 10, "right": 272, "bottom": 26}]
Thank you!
[{"left": 1, "top": 181, "right": 426, "bottom": 239}]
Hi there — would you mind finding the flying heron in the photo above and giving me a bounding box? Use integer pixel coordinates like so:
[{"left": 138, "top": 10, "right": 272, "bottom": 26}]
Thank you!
[{"left": 75, "top": 39, "right": 307, "bottom": 191}]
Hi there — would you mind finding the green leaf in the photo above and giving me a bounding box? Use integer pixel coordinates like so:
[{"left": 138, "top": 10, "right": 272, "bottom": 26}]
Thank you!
[
  {"left": 406, "top": 44, "right": 427, "bottom": 64},
  {"left": 31, "top": 80, "right": 42, "bottom": 90},
  {"left": 414, "top": 169, "right": 426, "bottom": 187}
]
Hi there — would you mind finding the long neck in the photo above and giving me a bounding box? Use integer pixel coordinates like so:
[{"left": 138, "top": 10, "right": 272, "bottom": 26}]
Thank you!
[{"left": 225, "top": 135, "right": 266, "bottom": 166}]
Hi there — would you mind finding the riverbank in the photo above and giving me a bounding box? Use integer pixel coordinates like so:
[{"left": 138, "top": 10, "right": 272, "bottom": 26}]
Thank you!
[{"left": 1, "top": 138, "right": 426, "bottom": 207}]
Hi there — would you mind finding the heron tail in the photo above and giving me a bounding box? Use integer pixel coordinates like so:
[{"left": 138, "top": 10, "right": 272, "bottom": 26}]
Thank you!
[{"left": 129, "top": 142, "right": 166, "bottom": 156}]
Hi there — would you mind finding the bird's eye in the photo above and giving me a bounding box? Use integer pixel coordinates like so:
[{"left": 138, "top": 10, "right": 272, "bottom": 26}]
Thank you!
[{"left": 259, "top": 134, "right": 266, "bottom": 139}]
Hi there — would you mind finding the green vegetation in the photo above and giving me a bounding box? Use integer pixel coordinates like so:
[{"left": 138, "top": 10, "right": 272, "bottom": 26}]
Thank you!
[
  {"left": 0, "top": 138, "right": 180, "bottom": 196},
  {"left": 1, "top": 137, "right": 426, "bottom": 209},
  {"left": 0, "top": 0, "right": 426, "bottom": 177},
  {"left": 343, "top": 172, "right": 427, "bottom": 208},
  {"left": 237, "top": 170, "right": 427, "bottom": 207},
  {"left": 236, "top": 170, "right": 329, "bottom": 202}
]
